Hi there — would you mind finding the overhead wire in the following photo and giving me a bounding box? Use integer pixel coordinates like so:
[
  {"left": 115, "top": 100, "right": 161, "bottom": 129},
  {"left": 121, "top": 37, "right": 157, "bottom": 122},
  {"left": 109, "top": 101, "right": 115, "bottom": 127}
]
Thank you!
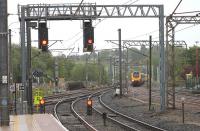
[
  {"left": 68, "top": 0, "right": 140, "bottom": 38},
  {"left": 49, "top": 0, "right": 199, "bottom": 54},
  {"left": 127, "top": 17, "right": 200, "bottom": 40},
  {"left": 151, "top": 24, "right": 199, "bottom": 40},
  {"left": 174, "top": 11, "right": 200, "bottom": 15},
  {"left": 57, "top": 35, "right": 82, "bottom": 55},
  {"left": 94, "top": 0, "right": 140, "bottom": 27},
  {"left": 60, "top": 0, "right": 140, "bottom": 54},
  {"left": 126, "top": 0, "right": 183, "bottom": 40},
  {"left": 126, "top": 29, "right": 158, "bottom": 40},
  {"left": 74, "top": 0, "right": 84, "bottom": 15},
  {"left": 125, "top": 24, "right": 199, "bottom": 41},
  {"left": 171, "top": 0, "right": 183, "bottom": 16},
  {"left": 58, "top": 0, "right": 85, "bottom": 54}
]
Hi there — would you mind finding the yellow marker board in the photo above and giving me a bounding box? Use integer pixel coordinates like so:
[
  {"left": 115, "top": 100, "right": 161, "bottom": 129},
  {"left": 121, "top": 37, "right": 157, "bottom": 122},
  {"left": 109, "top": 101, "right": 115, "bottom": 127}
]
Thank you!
[{"left": 34, "top": 96, "right": 42, "bottom": 105}]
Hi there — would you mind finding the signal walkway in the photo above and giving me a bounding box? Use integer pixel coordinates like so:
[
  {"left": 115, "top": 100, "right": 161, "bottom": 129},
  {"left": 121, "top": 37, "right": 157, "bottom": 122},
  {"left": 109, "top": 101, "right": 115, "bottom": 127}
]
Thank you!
[{"left": 0, "top": 114, "right": 68, "bottom": 131}]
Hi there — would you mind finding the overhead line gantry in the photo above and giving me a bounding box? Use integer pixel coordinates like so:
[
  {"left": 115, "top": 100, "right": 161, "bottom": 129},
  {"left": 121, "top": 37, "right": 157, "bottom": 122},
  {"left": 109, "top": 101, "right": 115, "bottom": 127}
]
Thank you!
[
  {"left": 166, "top": 12, "right": 200, "bottom": 109},
  {"left": 18, "top": 3, "right": 165, "bottom": 112},
  {"left": 106, "top": 40, "right": 187, "bottom": 47}
]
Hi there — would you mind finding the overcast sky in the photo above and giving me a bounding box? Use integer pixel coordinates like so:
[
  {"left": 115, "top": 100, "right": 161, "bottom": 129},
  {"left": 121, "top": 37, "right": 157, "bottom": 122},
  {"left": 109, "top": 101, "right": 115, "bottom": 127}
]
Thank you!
[{"left": 7, "top": 0, "right": 200, "bottom": 56}]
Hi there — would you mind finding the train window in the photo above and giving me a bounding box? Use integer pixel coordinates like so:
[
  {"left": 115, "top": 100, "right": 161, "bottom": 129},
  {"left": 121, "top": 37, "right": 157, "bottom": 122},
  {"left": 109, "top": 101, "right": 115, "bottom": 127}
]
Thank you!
[{"left": 133, "top": 72, "right": 139, "bottom": 77}]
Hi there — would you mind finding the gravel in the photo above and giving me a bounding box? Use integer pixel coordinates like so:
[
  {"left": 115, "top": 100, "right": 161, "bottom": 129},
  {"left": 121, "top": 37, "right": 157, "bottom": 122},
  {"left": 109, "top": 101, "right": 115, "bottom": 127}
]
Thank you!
[{"left": 101, "top": 89, "right": 200, "bottom": 131}]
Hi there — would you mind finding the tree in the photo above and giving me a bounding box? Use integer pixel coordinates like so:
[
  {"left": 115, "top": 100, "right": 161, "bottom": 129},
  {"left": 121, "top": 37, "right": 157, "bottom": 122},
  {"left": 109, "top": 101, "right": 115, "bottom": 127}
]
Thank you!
[
  {"left": 11, "top": 45, "right": 21, "bottom": 82},
  {"left": 70, "top": 64, "right": 85, "bottom": 81}
]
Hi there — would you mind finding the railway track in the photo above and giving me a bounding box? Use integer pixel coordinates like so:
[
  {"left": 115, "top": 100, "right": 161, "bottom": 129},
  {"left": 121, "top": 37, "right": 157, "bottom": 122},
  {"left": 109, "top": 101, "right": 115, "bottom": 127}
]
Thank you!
[
  {"left": 33, "top": 88, "right": 92, "bottom": 130},
  {"left": 43, "top": 89, "right": 93, "bottom": 114},
  {"left": 129, "top": 86, "right": 200, "bottom": 112},
  {"left": 53, "top": 88, "right": 110, "bottom": 130},
  {"left": 71, "top": 88, "right": 166, "bottom": 131},
  {"left": 46, "top": 86, "right": 200, "bottom": 131},
  {"left": 97, "top": 91, "right": 166, "bottom": 131},
  {"left": 54, "top": 94, "right": 91, "bottom": 131},
  {"left": 44, "top": 89, "right": 91, "bottom": 105},
  {"left": 71, "top": 88, "right": 115, "bottom": 131}
]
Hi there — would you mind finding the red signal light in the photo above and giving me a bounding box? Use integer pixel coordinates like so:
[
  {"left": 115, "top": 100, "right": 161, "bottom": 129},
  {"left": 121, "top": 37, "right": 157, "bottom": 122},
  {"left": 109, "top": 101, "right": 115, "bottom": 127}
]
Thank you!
[
  {"left": 87, "top": 39, "right": 93, "bottom": 44},
  {"left": 41, "top": 40, "right": 48, "bottom": 46},
  {"left": 40, "top": 99, "right": 45, "bottom": 105},
  {"left": 87, "top": 99, "right": 92, "bottom": 115},
  {"left": 87, "top": 99, "right": 92, "bottom": 106}
]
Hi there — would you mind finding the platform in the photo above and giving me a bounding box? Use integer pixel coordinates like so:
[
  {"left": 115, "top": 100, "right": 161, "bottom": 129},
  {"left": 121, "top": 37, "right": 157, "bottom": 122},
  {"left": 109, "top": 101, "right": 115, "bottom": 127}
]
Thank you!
[{"left": 0, "top": 114, "right": 68, "bottom": 131}]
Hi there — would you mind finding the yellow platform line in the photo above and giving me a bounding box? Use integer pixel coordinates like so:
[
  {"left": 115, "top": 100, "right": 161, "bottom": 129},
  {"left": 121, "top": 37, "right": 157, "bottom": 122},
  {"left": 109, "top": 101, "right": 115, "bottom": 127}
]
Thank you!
[{"left": 13, "top": 115, "right": 19, "bottom": 131}]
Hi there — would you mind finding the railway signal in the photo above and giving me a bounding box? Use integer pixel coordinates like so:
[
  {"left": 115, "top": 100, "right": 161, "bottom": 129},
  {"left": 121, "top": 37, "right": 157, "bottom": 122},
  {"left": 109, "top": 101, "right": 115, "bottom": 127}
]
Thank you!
[
  {"left": 87, "top": 99, "right": 92, "bottom": 115},
  {"left": 39, "top": 98, "right": 45, "bottom": 113},
  {"left": 55, "top": 77, "right": 59, "bottom": 86},
  {"left": 38, "top": 22, "right": 48, "bottom": 52},
  {"left": 83, "top": 21, "right": 94, "bottom": 52}
]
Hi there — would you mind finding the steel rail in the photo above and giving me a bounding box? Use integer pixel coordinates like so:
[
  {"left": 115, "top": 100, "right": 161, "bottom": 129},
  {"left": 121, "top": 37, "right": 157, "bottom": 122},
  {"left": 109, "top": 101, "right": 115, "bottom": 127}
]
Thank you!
[
  {"left": 44, "top": 89, "right": 90, "bottom": 100},
  {"left": 93, "top": 107, "right": 141, "bottom": 131},
  {"left": 71, "top": 97, "right": 98, "bottom": 131},
  {"left": 54, "top": 94, "right": 89, "bottom": 119},
  {"left": 70, "top": 88, "right": 111, "bottom": 131},
  {"left": 88, "top": 89, "right": 143, "bottom": 131},
  {"left": 91, "top": 97, "right": 140, "bottom": 131},
  {"left": 88, "top": 89, "right": 157, "bottom": 131},
  {"left": 99, "top": 91, "right": 167, "bottom": 131},
  {"left": 44, "top": 90, "right": 91, "bottom": 106},
  {"left": 45, "top": 92, "right": 90, "bottom": 106},
  {"left": 53, "top": 94, "right": 92, "bottom": 131},
  {"left": 52, "top": 96, "right": 84, "bottom": 131}
]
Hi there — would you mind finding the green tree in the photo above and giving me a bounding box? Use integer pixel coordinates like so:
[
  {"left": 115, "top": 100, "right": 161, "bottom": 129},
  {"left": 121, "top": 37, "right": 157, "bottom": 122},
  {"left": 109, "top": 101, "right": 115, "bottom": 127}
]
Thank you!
[
  {"left": 57, "top": 55, "right": 75, "bottom": 81},
  {"left": 31, "top": 47, "right": 54, "bottom": 82},
  {"left": 11, "top": 44, "right": 21, "bottom": 82},
  {"left": 70, "top": 64, "right": 85, "bottom": 81}
]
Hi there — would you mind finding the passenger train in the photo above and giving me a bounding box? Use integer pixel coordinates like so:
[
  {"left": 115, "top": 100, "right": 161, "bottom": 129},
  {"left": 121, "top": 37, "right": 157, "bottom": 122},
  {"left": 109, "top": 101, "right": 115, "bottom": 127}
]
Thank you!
[{"left": 131, "top": 71, "right": 145, "bottom": 87}]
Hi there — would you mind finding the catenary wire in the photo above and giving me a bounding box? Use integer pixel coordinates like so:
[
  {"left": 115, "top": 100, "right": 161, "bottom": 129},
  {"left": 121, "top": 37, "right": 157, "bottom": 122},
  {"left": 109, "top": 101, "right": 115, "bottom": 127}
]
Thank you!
[{"left": 58, "top": 0, "right": 140, "bottom": 53}]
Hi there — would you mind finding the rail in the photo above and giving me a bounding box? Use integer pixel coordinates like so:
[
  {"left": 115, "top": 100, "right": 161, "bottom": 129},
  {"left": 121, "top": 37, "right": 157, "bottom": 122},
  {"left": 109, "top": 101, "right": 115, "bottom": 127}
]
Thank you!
[{"left": 99, "top": 91, "right": 167, "bottom": 131}]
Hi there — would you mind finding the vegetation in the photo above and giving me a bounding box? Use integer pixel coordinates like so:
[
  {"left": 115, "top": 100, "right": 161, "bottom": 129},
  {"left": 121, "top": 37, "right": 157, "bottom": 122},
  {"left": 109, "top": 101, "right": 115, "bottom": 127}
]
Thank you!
[
  {"left": 11, "top": 43, "right": 198, "bottom": 85},
  {"left": 11, "top": 45, "right": 109, "bottom": 84},
  {"left": 180, "top": 46, "right": 200, "bottom": 79}
]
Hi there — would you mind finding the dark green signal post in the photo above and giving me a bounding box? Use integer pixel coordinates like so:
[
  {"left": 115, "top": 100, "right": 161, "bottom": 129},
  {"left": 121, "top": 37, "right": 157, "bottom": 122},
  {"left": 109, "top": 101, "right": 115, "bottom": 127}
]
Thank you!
[
  {"left": 83, "top": 20, "right": 94, "bottom": 52},
  {"left": 87, "top": 99, "right": 92, "bottom": 115},
  {"left": 38, "top": 22, "right": 48, "bottom": 52}
]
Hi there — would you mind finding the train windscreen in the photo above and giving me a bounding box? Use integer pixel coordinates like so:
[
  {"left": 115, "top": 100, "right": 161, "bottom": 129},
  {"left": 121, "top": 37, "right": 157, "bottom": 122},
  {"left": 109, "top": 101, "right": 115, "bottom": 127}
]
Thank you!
[{"left": 133, "top": 72, "right": 139, "bottom": 77}]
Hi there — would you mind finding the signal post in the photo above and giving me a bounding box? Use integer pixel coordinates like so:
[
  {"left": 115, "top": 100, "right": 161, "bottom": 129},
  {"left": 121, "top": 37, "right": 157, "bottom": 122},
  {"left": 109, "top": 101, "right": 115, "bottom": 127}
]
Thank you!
[
  {"left": 87, "top": 99, "right": 92, "bottom": 115},
  {"left": 0, "top": 0, "right": 9, "bottom": 126},
  {"left": 19, "top": 3, "right": 165, "bottom": 112},
  {"left": 38, "top": 22, "right": 49, "bottom": 52},
  {"left": 39, "top": 98, "right": 45, "bottom": 113}
]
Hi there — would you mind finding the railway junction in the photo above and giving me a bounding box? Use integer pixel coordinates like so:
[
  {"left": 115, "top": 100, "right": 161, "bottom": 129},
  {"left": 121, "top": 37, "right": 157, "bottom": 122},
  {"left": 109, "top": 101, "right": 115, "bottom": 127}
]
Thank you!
[
  {"left": 1, "top": 86, "right": 200, "bottom": 131},
  {"left": 0, "top": 0, "right": 200, "bottom": 131}
]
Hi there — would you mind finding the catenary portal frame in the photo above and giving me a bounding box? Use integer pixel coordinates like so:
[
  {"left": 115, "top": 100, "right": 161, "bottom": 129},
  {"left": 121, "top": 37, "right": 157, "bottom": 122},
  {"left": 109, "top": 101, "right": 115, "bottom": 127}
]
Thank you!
[
  {"left": 18, "top": 3, "right": 165, "bottom": 111},
  {"left": 166, "top": 14, "right": 200, "bottom": 109}
]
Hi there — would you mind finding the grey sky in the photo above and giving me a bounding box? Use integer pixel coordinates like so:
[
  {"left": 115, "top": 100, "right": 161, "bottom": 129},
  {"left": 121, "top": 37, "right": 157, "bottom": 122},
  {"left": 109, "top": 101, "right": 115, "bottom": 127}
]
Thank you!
[{"left": 7, "top": 0, "right": 200, "bottom": 56}]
